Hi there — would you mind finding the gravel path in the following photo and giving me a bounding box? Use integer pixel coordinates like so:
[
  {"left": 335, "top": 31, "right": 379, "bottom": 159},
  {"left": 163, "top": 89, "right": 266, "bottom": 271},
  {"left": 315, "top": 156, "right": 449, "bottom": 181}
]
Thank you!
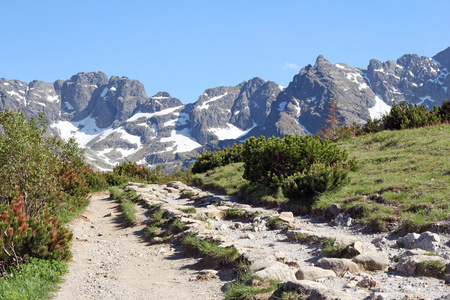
[
  {"left": 54, "top": 192, "right": 232, "bottom": 300},
  {"left": 55, "top": 185, "right": 450, "bottom": 300}
]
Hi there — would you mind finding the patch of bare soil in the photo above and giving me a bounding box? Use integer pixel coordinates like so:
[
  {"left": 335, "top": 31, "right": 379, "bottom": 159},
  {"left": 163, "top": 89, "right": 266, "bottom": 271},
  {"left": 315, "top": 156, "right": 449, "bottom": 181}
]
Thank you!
[{"left": 54, "top": 192, "right": 233, "bottom": 300}]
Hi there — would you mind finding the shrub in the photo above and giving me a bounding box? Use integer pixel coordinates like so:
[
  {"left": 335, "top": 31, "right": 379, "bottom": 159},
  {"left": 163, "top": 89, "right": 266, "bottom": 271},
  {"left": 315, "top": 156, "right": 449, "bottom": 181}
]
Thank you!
[
  {"left": 381, "top": 101, "right": 440, "bottom": 130},
  {"left": 192, "top": 142, "right": 244, "bottom": 173},
  {"left": 0, "top": 195, "right": 72, "bottom": 274},
  {"left": 242, "top": 134, "right": 356, "bottom": 204},
  {"left": 85, "top": 169, "right": 108, "bottom": 191}
]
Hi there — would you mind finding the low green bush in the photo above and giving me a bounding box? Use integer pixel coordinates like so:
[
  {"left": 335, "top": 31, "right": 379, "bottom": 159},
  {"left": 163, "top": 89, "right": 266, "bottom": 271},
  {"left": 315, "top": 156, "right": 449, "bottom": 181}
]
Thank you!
[
  {"left": 192, "top": 142, "right": 244, "bottom": 173},
  {"left": 242, "top": 134, "right": 356, "bottom": 204}
]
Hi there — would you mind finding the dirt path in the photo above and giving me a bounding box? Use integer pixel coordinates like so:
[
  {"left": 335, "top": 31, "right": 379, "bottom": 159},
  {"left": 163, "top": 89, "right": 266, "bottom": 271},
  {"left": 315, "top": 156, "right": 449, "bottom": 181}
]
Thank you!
[{"left": 54, "top": 192, "right": 232, "bottom": 300}]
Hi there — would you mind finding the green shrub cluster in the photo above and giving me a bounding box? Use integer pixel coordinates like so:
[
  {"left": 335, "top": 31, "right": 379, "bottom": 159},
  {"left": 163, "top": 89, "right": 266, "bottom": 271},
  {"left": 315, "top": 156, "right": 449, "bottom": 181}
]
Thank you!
[
  {"left": 0, "top": 195, "right": 72, "bottom": 275},
  {"left": 107, "top": 161, "right": 193, "bottom": 185},
  {"left": 192, "top": 142, "right": 244, "bottom": 173},
  {"left": 242, "top": 135, "right": 356, "bottom": 203}
]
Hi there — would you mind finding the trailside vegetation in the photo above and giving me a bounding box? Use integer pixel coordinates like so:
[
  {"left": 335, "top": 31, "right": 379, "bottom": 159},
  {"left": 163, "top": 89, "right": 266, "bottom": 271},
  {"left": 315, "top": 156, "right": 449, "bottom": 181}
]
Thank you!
[
  {"left": 0, "top": 110, "right": 105, "bottom": 297},
  {"left": 192, "top": 142, "right": 244, "bottom": 174},
  {"left": 242, "top": 134, "right": 356, "bottom": 204}
]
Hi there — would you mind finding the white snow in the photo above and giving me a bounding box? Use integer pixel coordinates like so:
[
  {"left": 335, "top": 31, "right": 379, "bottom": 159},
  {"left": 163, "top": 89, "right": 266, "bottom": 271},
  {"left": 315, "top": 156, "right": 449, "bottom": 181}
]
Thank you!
[
  {"left": 299, "top": 122, "right": 312, "bottom": 135},
  {"left": 430, "top": 68, "right": 449, "bottom": 85},
  {"left": 164, "top": 119, "right": 177, "bottom": 127},
  {"left": 335, "top": 63, "right": 350, "bottom": 70},
  {"left": 234, "top": 110, "right": 240, "bottom": 115},
  {"left": 345, "top": 72, "right": 370, "bottom": 90},
  {"left": 64, "top": 101, "right": 75, "bottom": 111},
  {"left": 152, "top": 123, "right": 159, "bottom": 135},
  {"left": 160, "top": 129, "right": 201, "bottom": 153},
  {"left": 208, "top": 122, "right": 257, "bottom": 141},
  {"left": 47, "top": 95, "right": 59, "bottom": 102},
  {"left": 151, "top": 96, "right": 170, "bottom": 100},
  {"left": 197, "top": 93, "right": 228, "bottom": 110},
  {"left": 369, "top": 95, "right": 391, "bottom": 120},
  {"left": 293, "top": 99, "right": 301, "bottom": 117},
  {"left": 135, "top": 122, "right": 150, "bottom": 127},
  {"left": 100, "top": 87, "right": 108, "bottom": 97},
  {"left": 418, "top": 96, "right": 435, "bottom": 105},
  {"left": 3, "top": 82, "right": 10, "bottom": 86},
  {"left": 278, "top": 85, "right": 286, "bottom": 90},
  {"left": 7, "top": 90, "right": 26, "bottom": 106},
  {"left": 177, "top": 113, "right": 189, "bottom": 126},
  {"left": 35, "top": 102, "right": 46, "bottom": 107},
  {"left": 127, "top": 105, "right": 183, "bottom": 122},
  {"left": 277, "top": 101, "right": 287, "bottom": 112},
  {"left": 51, "top": 115, "right": 112, "bottom": 148},
  {"left": 374, "top": 68, "right": 384, "bottom": 72}
]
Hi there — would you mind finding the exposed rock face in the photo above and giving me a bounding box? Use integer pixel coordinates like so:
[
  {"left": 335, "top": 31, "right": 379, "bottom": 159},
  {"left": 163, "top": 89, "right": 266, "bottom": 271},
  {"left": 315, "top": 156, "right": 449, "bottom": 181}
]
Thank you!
[{"left": 1, "top": 47, "right": 448, "bottom": 170}]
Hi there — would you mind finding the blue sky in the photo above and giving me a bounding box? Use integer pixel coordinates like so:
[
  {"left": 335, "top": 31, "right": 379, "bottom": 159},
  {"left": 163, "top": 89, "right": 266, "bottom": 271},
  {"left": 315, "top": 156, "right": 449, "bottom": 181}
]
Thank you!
[{"left": 1, "top": 0, "right": 449, "bottom": 104}]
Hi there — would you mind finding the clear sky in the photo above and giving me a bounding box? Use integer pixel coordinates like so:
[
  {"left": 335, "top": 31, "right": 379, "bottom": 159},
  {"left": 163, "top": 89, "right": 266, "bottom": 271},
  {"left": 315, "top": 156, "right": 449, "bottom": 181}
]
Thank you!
[{"left": 1, "top": 0, "right": 449, "bottom": 104}]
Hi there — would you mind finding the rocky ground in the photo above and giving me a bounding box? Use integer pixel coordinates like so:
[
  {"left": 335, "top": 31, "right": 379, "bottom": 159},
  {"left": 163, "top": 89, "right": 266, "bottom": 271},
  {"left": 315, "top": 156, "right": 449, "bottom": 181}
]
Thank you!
[{"left": 55, "top": 183, "right": 450, "bottom": 300}]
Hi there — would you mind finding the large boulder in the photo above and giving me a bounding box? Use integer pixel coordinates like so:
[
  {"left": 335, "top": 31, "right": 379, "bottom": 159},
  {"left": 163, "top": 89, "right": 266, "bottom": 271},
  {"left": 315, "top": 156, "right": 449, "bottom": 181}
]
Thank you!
[
  {"left": 315, "top": 257, "right": 360, "bottom": 275},
  {"left": 295, "top": 266, "right": 336, "bottom": 281},
  {"left": 248, "top": 261, "right": 296, "bottom": 282},
  {"left": 353, "top": 251, "right": 389, "bottom": 271},
  {"left": 396, "top": 255, "right": 447, "bottom": 277}
]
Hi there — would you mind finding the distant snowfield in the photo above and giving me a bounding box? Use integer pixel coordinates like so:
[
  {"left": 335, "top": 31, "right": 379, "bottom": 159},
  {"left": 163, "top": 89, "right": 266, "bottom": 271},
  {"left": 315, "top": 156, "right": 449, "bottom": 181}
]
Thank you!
[
  {"left": 369, "top": 95, "right": 391, "bottom": 120},
  {"left": 159, "top": 128, "right": 201, "bottom": 153},
  {"left": 127, "top": 105, "right": 184, "bottom": 122},
  {"left": 208, "top": 122, "right": 256, "bottom": 140}
]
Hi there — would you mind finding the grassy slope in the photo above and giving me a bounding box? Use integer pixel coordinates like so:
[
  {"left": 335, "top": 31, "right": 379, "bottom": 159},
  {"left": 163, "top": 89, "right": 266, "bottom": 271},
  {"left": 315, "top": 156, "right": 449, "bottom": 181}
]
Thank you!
[{"left": 193, "top": 124, "right": 450, "bottom": 232}]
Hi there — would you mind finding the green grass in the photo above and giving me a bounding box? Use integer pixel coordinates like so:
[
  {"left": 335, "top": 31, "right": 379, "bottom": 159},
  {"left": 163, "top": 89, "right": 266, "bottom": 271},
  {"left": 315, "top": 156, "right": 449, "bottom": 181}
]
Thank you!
[
  {"left": 181, "top": 234, "right": 240, "bottom": 266},
  {"left": 194, "top": 125, "right": 450, "bottom": 233},
  {"left": 120, "top": 199, "right": 137, "bottom": 225},
  {"left": 108, "top": 187, "right": 139, "bottom": 225},
  {"left": 193, "top": 162, "right": 247, "bottom": 195},
  {"left": 0, "top": 258, "right": 67, "bottom": 300},
  {"left": 314, "top": 124, "right": 450, "bottom": 232},
  {"left": 224, "top": 271, "right": 280, "bottom": 300}
]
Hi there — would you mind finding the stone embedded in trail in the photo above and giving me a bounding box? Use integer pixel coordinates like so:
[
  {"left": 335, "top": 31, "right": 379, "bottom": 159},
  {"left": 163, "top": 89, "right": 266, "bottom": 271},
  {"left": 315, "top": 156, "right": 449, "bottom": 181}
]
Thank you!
[
  {"left": 247, "top": 261, "right": 296, "bottom": 282},
  {"left": 413, "top": 231, "right": 441, "bottom": 252},
  {"left": 279, "top": 211, "right": 295, "bottom": 223},
  {"left": 315, "top": 257, "right": 360, "bottom": 275},
  {"left": 284, "top": 280, "right": 357, "bottom": 300},
  {"left": 353, "top": 251, "right": 389, "bottom": 271},
  {"left": 398, "top": 231, "right": 441, "bottom": 252},
  {"left": 396, "top": 255, "right": 447, "bottom": 276},
  {"left": 295, "top": 266, "right": 337, "bottom": 280},
  {"left": 398, "top": 233, "right": 421, "bottom": 248},
  {"left": 346, "top": 241, "right": 377, "bottom": 257}
]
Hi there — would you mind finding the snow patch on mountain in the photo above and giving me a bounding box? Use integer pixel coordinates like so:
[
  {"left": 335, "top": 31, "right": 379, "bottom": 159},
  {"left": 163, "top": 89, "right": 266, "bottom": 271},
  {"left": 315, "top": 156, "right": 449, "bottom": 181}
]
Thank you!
[
  {"left": 369, "top": 95, "right": 391, "bottom": 120},
  {"left": 278, "top": 101, "right": 287, "bottom": 112},
  {"left": 127, "top": 105, "right": 183, "bottom": 122},
  {"left": 197, "top": 93, "right": 228, "bottom": 110},
  {"left": 160, "top": 129, "right": 201, "bottom": 153},
  {"left": 208, "top": 122, "right": 256, "bottom": 140}
]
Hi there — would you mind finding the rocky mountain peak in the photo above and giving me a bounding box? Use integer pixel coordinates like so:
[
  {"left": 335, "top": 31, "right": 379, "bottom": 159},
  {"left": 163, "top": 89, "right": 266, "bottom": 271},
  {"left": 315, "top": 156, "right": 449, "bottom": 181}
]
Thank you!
[{"left": 433, "top": 46, "right": 450, "bottom": 68}]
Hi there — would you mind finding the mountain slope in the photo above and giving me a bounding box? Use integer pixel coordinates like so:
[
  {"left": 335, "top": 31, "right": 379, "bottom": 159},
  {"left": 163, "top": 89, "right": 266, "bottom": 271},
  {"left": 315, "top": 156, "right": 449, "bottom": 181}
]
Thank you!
[{"left": 1, "top": 47, "right": 449, "bottom": 170}]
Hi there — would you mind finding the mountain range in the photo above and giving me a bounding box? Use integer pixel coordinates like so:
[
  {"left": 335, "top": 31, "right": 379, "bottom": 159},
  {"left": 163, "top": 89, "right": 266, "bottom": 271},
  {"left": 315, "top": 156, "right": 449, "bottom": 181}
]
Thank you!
[{"left": 1, "top": 47, "right": 449, "bottom": 171}]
